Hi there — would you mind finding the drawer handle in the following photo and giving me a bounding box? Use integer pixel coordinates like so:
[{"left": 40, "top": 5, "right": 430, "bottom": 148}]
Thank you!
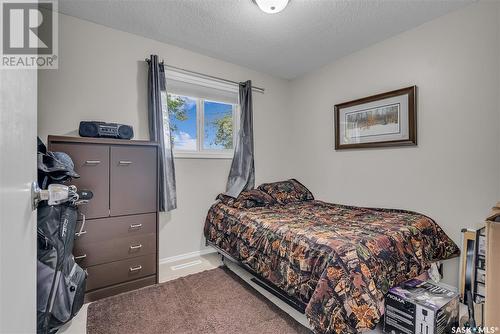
[
  {"left": 119, "top": 160, "right": 133, "bottom": 166},
  {"left": 85, "top": 160, "right": 101, "bottom": 165},
  {"left": 129, "top": 244, "right": 142, "bottom": 250},
  {"left": 76, "top": 214, "right": 87, "bottom": 237},
  {"left": 130, "top": 223, "right": 143, "bottom": 229},
  {"left": 75, "top": 254, "right": 87, "bottom": 260},
  {"left": 129, "top": 265, "right": 142, "bottom": 272}
]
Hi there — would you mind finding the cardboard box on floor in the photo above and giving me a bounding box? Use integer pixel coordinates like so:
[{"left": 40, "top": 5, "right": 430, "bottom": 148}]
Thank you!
[
  {"left": 484, "top": 202, "right": 500, "bottom": 328},
  {"left": 384, "top": 279, "right": 459, "bottom": 334}
]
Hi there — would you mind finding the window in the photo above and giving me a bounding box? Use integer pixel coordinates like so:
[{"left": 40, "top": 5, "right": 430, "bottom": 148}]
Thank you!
[{"left": 164, "top": 93, "right": 238, "bottom": 158}]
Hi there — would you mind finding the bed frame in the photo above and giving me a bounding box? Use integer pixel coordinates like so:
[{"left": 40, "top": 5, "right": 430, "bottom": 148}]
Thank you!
[
  {"left": 206, "top": 240, "right": 307, "bottom": 314},
  {"left": 207, "top": 240, "right": 446, "bottom": 317}
]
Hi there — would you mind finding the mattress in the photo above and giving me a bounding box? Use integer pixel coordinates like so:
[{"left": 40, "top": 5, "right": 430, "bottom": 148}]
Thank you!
[{"left": 204, "top": 200, "right": 460, "bottom": 334}]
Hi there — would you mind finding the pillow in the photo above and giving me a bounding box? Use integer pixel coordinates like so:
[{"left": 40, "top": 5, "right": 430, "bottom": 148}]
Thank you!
[
  {"left": 216, "top": 193, "right": 236, "bottom": 207},
  {"left": 233, "top": 189, "right": 276, "bottom": 208},
  {"left": 257, "top": 179, "right": 314, "bottom": 204},
  {"left": 216, "top": 189, "right": 276, "bottom": 209}
]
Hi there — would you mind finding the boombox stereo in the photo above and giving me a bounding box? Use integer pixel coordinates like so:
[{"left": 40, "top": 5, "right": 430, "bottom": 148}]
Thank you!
[{"left": 79, "top": 121, "right": 134, "bottom": 140}]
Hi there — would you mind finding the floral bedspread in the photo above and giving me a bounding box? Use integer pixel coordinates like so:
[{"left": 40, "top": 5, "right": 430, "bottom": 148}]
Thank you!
[{"left": 203, "top": 200, "right": 460, "bottom": 334}]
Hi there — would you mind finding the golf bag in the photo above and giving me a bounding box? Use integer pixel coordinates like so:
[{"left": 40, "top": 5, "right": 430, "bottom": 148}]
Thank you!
[
  {"left": 37, "top": 204, "right": 87, "bottom": 333},
  {"left": 37, "top": 138, "right": 88, "bottom": 334}
]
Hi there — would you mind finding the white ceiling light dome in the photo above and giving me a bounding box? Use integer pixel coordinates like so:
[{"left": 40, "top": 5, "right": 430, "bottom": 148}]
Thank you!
[{"left": 254, "top": 0, "right": 290, "bottom": 14}]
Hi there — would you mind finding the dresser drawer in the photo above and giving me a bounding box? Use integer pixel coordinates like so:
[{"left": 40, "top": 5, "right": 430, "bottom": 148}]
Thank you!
[
  {"left": 74, "top": 213, "right": 156, "bottom": 243},
  {"left": 85, "top": 255, "right": 156, "bottom": 291},
  {"left": 49, "top": 143, "right": 110, "bottom": 219},
  {"left": 74, "top": 233, "right": 156, "bottom": 267},
  {"left": 110, "top": 146, "right": 157, "bottom": 216}
]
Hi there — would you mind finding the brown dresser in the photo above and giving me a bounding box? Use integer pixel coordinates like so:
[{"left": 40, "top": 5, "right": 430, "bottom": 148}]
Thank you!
[{"left": 48, "top": 135, "right": 159, "bottom": 302}]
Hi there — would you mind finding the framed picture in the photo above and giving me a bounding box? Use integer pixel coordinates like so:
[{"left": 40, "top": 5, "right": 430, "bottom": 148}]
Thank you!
[{"left": 334, "top": 86, "right": 417, "bottom": 150}]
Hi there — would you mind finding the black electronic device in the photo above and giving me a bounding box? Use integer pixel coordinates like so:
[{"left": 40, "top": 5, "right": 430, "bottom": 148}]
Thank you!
[{"left": 79, "top": 121, "right": 134, "bottom": 139}]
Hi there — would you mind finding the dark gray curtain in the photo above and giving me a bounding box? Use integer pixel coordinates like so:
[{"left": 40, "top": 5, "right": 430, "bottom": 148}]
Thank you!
[
  {"left": 148, "top": 55, "right": 177, "bottom": 212},
  {"left": 225, "top": 80, "right": 255, "bottom": 197}
]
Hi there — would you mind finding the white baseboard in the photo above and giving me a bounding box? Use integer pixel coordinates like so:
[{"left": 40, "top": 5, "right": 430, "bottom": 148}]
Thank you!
[{"left": 159, "top": 248, "right": 217, "bottom": 265}]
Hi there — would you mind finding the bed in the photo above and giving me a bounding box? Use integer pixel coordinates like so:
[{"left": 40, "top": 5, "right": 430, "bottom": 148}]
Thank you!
[{"left": 204, "top": 179, "right": 460, "bottom": 334}]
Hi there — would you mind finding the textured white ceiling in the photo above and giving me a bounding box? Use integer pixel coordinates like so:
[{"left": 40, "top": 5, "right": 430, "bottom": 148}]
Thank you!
[{"left": 57, "top": 0, "right": 473, "bottom": 79}]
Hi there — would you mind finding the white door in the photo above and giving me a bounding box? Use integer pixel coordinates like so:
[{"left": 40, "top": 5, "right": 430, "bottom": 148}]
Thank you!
[{"left": 0, "top": 70, "right": 37, "bottom": 333}]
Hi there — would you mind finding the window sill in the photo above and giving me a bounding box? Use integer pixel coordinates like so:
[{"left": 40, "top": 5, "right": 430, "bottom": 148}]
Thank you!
[{"left": 173, "top": 151, "right": 234, "bottom": 160}]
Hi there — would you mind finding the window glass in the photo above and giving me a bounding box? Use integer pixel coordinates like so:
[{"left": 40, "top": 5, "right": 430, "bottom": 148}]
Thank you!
[
  {"left": 203, "top": 100, "right": 233, "bottom": 150},
  {"left": 167, "top": 94, "right": 197, "bottom": 151},
  {"left": 163, "top": 93, "right": 237, "bottom": 157}
]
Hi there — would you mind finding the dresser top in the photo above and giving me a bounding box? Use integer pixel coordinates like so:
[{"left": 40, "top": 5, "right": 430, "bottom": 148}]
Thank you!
[{"left": 48, "top": 135, "right": 159, "bottom": 147}]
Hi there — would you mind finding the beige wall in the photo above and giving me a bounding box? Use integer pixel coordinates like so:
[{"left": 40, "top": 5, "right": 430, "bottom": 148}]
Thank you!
[
  {"left": 38, "top": 13, "right": 294, "bottom": 261},
  {"left": 288, "top": 2, "right": 500, "bottom": 286}
]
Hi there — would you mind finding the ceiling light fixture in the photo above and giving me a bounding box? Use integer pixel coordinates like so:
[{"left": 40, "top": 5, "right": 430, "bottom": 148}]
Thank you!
[{"left": 254, "top": 0, "right": 289, "bottom": 14}]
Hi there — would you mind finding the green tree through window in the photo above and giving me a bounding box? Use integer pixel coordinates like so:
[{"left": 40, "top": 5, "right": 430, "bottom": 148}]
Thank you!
[
  {"left": 211, "top": 113, "right": 233, "bottom": 149},
  {"left": 166, "top": 94, "right": 188, "bottom": 139}
]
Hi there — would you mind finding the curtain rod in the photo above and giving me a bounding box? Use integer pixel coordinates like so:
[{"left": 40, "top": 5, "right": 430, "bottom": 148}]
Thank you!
[{"left": 145, "top": 59, "right": 265, "bottom": 94}]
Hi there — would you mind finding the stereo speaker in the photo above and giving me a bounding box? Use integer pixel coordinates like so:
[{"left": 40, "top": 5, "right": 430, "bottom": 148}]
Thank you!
[{"left": 79, "top": 121, "right": 134, "bottom": 140}]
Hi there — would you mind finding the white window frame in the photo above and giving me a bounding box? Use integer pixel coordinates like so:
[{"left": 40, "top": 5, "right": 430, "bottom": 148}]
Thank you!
[{"left": 167, "top": 94, "right": 239, "bottom": 159}]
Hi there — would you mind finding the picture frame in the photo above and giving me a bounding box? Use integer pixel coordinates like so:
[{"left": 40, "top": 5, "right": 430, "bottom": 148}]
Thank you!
[{"left": 334, "top": 86, "right": 417, "bottom": 150}]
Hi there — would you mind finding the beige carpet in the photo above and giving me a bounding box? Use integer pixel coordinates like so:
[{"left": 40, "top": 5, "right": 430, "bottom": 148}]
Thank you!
[{"left": 87, "top": 267, "right": 312, "bottom": 334}]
